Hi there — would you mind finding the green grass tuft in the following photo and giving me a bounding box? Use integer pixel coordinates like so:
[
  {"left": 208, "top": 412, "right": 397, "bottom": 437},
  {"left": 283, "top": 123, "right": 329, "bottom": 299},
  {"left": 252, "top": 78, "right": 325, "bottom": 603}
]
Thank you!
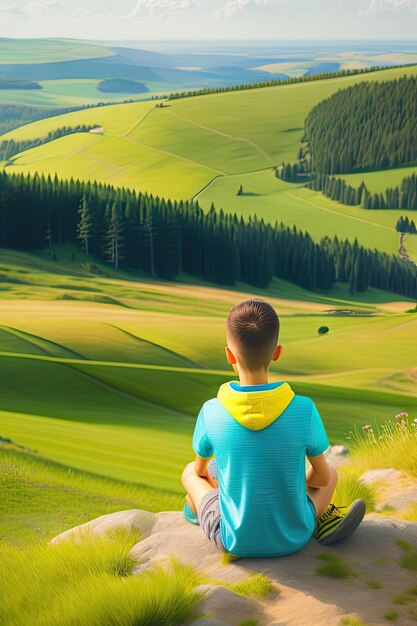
[
  {"left": 0, "top": 532, "right": 204, "bottom": 626},
  {"left": 348, "top": 415, "right": 417, "bottom": 478},
  {"left": 220, "top": 551, "right": 242, "bottom": 565},
  {"left": 366, "top": 579, "right": 384, "bottom": 589},
  {"left": 227, "top": 574, "right": 276, "bottom": 600},
  {"left": 384, "top": 610, "right": 400, "bottom": 621},
  {"left": 395, "top": 538, "right": 417, "bottom": 572},
  {"left": 395, "top": 538, "right": 412, "bottom": 551},
  {"left": 315, "top": 552, "right": 359, "bottom": 579},
  {"left": 406, "top": 586, "right": 417, "bottom": 596},
  {"left": 392, "top": 593, "right": 414, "bottom": 605},
  {"left": 339, "top": 618, "right": 369, "bottom": 626},
  {"left": 333, "top": 468, "right": 375, "bottom": 511}
]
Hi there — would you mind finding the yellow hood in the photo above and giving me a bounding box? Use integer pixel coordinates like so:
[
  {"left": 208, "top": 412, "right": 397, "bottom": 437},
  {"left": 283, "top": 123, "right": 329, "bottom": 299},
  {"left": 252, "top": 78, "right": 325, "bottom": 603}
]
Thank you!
[{"left": 217, "top": 381, "right": 295, "bottom": 431}]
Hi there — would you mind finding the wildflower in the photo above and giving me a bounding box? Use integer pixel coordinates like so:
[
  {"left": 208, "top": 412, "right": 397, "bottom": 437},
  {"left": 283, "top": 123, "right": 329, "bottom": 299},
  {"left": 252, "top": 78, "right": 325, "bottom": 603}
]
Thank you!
[
  {"left": 395, "top": 412, "right": 408, "bottom": 419},
  {"left": 413, "top": 418, "right": 417, "bottom": 424},
  {"left": 362, "top": 425, "right": 372, "bottom": 430}
]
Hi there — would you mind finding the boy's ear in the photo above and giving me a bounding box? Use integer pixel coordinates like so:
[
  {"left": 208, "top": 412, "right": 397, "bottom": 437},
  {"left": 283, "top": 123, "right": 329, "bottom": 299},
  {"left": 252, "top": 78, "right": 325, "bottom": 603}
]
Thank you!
[
  {"left": 225, "top": 346, "right": 237, "bottom": 365},
  {"left": 272, "top": 344, "right": 283, "bottom": 362}
]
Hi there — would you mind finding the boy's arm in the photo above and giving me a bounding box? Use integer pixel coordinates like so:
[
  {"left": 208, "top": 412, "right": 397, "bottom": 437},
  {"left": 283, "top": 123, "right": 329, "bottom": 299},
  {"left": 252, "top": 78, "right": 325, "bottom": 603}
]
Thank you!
[
  {"left": 195, "top": 454, "right": 211, "bottom": 478},
  {"left": 306, "top": 402, "right": 330, "bottom": 487},
  {"left": 192, "top": 405, "right": 213, "bottom": 477},
  {"left": 306, "top": 453, "right": 331, "bottom": 487}
]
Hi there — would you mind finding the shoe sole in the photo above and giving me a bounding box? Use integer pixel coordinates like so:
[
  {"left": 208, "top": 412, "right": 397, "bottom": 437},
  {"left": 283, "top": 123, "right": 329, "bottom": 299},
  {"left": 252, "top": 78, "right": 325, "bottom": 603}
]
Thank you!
[{"left": 318, "top": 499, "right": 366, "bottom": 545}]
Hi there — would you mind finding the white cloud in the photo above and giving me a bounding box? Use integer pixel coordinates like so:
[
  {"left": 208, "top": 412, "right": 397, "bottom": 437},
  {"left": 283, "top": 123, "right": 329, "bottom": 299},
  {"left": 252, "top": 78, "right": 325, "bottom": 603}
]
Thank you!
[
  {"left": 211, "top": 0, "right": 275, "bottom": 19},
  {"left": 361, "top": 0, "right": 417, "bottom": 14},
  {"left": 70, "top": 6, "right": 113, "bottom": 18},
  {"left": 127, "top": 0, "right": 205, "bottom": 18},
  {"left": 0, "top": 0, "right": 63, "bottom": 14},
  {"left": 0, "top": 3, "right": 26, "bottom": 14},
  {"left": 71, "top": 7, "right": 93, "bottom": 18}
]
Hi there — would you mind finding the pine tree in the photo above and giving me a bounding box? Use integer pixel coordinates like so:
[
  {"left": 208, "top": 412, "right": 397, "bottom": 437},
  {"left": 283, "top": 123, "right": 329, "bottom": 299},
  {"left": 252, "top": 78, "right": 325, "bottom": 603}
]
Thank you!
[
  {"left": 77, "top": 193, "right": 92, "bottom": 255},
  {"left": 104, "top": 200, "right": 124, "bottom": 269}
]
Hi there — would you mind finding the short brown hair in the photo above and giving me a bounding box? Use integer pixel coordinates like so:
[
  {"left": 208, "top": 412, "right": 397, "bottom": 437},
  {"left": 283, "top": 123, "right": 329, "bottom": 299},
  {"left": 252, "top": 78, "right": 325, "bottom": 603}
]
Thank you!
[{"left": 226, "top": 299, "right": 279, "bottom": 369}]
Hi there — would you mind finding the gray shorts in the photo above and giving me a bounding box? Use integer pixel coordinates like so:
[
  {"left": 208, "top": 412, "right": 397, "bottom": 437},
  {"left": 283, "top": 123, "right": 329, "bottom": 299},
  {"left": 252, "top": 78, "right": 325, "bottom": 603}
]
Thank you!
[{"left": 197, "top": 459, "right": 226, "bottom": 552}]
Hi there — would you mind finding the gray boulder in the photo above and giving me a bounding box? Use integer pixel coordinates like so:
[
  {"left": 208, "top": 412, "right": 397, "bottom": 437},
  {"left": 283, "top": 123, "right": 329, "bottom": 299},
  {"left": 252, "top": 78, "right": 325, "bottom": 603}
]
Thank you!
[{"left": 50, "top": 509, "right": 156, "bottom": 545}]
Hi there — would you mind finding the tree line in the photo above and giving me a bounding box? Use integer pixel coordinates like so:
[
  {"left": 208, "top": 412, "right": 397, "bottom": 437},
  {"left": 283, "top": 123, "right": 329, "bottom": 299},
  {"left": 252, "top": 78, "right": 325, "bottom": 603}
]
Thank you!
[
  {"left": 167, "top": 64, "right": 409, "bottom": 101},
  {"left": 308, "top": 173, "right": 417, "bottom": 210},
  {"left": 0, "top": 171, "right": 415, "bottom": 297},
  {"left": 304, "top": 76, "right": 417, "bottom": 175},
  {"left": 396, "top": 216, "right": 417, "bottom": 234},
  {"left": 0, "top": 125, "right": 100, "bottom": 161},
  {"left": 0, "top": 79, "right": 41, "bottom": 90}
]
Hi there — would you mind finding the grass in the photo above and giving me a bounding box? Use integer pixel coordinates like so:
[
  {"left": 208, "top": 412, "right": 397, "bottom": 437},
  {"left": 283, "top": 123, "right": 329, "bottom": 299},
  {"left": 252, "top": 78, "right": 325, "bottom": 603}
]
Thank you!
[
  {"left": 198, "top": 173, "right": 417, "bottom": 261},
  {"left": 227, "top": 574, "right": 276, "bottom": 599},
  {"left": 3, "top": 64, "right": 417, "bottom": 258},
  {"left": 346, "top": 415, "right": 417, "bottom": 478},
  {"left": 339, "top": 619, "right": 368, "bottom": 626},
  {"left": 0, "top": 531, "right": 204, "bottom": 626},
  {"left": 366, "top": 580, "right": 384, "bottom": 589},
  {"left": 0, "top": 247, "right": 416, "bottom": 525},
  {"left": 384, "top": 611, "right": 400, "bottom": 621},
  {"left": 333, "top": 468, "right": 376, "bottom": 512},
  {"left": 315, "top": 552, "right": 359, "bottom": 579},
  {"left": 403, "top": 503, "right": 417, "bottom": 522},
  {"left": 395, "top": 538, "right": 417, "bottom": 573},
  {"left": 340, "top": 165, "right": 417, "bottom": 194},
  {"left": 0, "top": 446, "right": 182, "bottom": 546},
  {"left": 392, "top": 593, "right": 414, "bottom": 605}
]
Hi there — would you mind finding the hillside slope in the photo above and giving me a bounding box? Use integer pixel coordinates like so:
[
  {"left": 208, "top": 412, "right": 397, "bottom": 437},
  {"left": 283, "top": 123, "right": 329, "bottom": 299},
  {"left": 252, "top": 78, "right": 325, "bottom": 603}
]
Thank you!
[
  {"left": 3, "top": 65, "right": 417, "bottom": 258},
  {"left": 0, "top": 247, "right": 415, "bottom": 494}
]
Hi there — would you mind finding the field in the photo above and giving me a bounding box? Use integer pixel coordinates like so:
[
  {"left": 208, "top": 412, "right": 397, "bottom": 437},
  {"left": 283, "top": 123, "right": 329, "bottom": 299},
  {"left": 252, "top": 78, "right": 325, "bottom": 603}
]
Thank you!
[
  {"left": 3, "top": 64, "right": 417, "bottom": 259},
  {"left": 0, "top": 247, "right": 416, "bottom": 506},
  {"left": 0, "top": 39, "right": 114, "bottom": 64},
  {"left": 340, "top": 166, "right": 417, "bottom": 193}
]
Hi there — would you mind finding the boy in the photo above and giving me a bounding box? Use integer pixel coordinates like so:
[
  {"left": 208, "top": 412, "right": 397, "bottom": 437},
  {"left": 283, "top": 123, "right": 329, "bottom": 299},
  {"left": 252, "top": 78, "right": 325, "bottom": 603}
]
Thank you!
[{"left": 182, "top": 298, "right": 366, "bottom": 557}]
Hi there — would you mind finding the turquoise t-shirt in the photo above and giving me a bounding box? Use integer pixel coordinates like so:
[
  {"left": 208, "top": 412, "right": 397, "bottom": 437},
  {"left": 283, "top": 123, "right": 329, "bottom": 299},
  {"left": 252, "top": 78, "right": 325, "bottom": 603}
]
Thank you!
[{"left": 192, "top": 381, "right": 330, "bottom": 557}]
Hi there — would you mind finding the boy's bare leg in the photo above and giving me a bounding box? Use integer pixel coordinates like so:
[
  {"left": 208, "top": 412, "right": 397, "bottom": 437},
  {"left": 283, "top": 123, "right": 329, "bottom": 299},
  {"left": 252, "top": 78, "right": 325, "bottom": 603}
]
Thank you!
[
  {"left": 307, "top": 465, "right": 338, "bottom": 517},
  {"left": 182, "top": 462, "right": 215, "bottom": 516}
]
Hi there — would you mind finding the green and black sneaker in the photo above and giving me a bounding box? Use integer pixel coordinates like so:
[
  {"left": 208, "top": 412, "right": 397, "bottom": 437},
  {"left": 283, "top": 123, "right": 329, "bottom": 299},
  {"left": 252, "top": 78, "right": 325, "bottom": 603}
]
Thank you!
[{"left": 313, "top": 499, "right": 366, "bottom": 545}]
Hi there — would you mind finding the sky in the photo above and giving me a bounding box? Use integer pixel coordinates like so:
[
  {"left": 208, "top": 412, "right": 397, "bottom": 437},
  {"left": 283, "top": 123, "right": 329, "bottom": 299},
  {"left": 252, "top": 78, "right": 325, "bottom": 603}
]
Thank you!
[{"left": 1, "top": 0, "right": 417, "bottom": 41}]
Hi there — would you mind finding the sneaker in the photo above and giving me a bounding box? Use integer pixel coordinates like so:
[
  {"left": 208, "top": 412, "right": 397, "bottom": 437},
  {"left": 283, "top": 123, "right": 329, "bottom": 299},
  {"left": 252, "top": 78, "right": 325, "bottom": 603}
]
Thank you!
[
  {"left": 183, "top": 501, "right": 200, "bottom": 525},
  {"left": 314, "top": 499, "right": 366, "bottom": 545}
]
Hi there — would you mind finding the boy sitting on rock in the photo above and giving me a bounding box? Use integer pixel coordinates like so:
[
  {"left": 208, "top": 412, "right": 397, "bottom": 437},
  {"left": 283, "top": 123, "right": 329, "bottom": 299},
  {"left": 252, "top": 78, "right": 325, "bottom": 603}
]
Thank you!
[{"left": 182, "top": 298, "right": 365, "bottom": 556}]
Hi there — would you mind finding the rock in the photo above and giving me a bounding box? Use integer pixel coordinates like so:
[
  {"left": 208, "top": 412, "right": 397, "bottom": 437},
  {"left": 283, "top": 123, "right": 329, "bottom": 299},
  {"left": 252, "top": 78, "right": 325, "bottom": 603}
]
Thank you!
[
  {"left": 359, "top": 468, "right": 404, "bottom": 486},
  {"left": 129, "top": 511, "right": 249, "bottom": 585},
  {"left": 359, "top": 468, "right": 417, "bottom": 514},
  {"left": 195, "top": 584, "right": 261, "bottom": 626},
  {"left": 50, "top": 509, "right": 156, "bottom": 545},
  {"left": 52, "top": 508, "right": 417, "bottom": 625},
  {"left": 321, "top": 444, "right": 350, "bottom": 468},
  {"left": 330, "top": 445, "right": 348, "bottom": 455}
]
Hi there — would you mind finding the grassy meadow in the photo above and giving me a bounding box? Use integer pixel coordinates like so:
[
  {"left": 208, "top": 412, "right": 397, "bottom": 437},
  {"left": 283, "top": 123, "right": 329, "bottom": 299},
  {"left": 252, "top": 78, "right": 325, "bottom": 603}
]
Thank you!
[
  {"left": 3, "top": 64, "right": 417, "bottom": 259},
  {"left": 0, "top": 246, "right": 416, "bottom": 527},
  {"left": 1, "top": 62, "right": 417, "bottom": 551}
]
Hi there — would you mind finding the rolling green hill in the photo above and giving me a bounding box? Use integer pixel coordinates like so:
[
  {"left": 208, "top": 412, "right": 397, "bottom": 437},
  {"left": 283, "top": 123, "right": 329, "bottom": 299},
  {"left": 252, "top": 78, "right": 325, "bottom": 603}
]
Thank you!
[
  {"left": 0, "top": 247, "right": 416, "bottom": 499},
  {"left": 0, "top": 39, "right": 114, "bottom": 64},
  {"left": 2, "top": 65, "right": 417, "bottom": 260}
]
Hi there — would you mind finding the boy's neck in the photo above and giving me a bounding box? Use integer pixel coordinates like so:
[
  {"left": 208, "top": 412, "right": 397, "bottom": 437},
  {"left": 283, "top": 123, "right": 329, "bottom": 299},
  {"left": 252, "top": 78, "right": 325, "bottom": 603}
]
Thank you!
[{"left": 238, "top": 370, "right": 269, "bottom": 386}]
